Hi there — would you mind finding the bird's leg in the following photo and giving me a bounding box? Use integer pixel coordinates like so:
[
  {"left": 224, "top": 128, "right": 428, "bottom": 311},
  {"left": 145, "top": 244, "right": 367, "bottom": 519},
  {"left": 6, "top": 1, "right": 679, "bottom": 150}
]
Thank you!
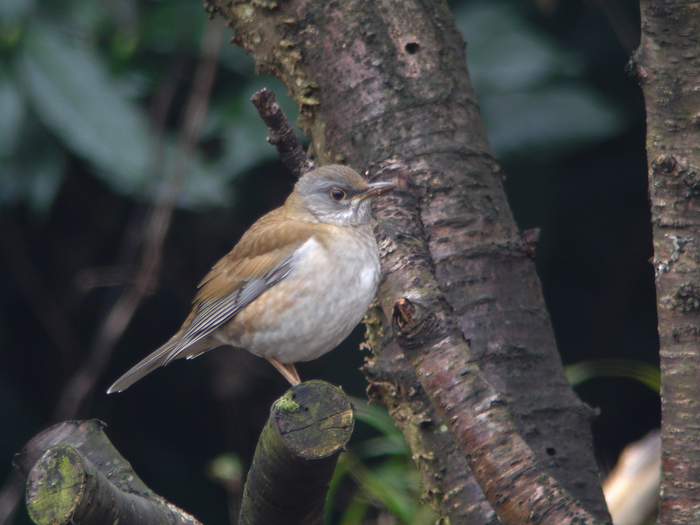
[{"left": 267, "top": 357, "right": 301, "bottom": 386}]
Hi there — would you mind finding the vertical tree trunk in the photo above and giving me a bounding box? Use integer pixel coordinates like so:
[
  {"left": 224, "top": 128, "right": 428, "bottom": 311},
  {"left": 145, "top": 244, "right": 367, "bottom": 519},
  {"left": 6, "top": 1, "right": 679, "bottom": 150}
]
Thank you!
[
  {"left": 205, "top": 0, "right": 610, "bottom": 521},
  {"left": 636, "top": 2, "right": 700, "bottom": 524}
]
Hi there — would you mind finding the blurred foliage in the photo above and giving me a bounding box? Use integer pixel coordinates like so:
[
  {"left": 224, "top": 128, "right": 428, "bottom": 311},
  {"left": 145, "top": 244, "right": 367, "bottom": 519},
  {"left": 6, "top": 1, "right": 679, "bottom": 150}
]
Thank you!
[
  {"left": 0, "top": 0, "right": 298, "bottom": 213},
  {"left": 455, "top": 2, "right": 626, "bottom": 162},
  {"left": 0, "top": 0, "right": 629, "bottom": 215},
  {"left": 327, "top": 400, "right": 435, "bottom": 525},
  {"left": 566, "top": 359, "right": 661, "bottom": 393}
]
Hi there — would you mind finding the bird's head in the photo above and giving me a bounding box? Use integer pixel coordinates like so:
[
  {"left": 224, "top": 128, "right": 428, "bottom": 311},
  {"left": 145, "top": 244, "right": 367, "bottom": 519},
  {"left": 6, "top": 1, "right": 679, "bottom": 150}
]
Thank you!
[{"left": 292, "top": 165, "right": 395, "bottom": 226}]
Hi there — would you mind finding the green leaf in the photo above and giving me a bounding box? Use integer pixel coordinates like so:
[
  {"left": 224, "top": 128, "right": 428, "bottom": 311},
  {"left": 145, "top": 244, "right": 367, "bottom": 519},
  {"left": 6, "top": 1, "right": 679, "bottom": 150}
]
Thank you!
[
  {"left": 179, "top": 157, "right": 233, "bottom": 208},
  {"left": 481, "top": 85, "right": 624, "bottom": 160},
  {"left": 0, "top": 0, "right": 34, "bottom": 23},
  {"left": 348, "top": 460, "right": 418, "bottom": 523},
  {"left": 18, "top": 20, "right": 152, "bottom": 195},
  {"left": 140, "top": 1, "right": 206, "bottom": 54},
  {"left": 565, "top": 359, "right": 660, "bottom": 393},
  {"left": 156, "top": 139, "right": 233, "bottom": 209},
  {"left": 0, "top": 125, "right": 66, "bottom": 215},
  {"left": 454, "top": 2, "right": 625, "bottom": 159},
  {"left": 338, "top": 496, "right": 371, "bottom": 525},
  {"left": 328, "top": 402, "right": 433, "bottom": 525},
  {"left": 351, "top": 398, "right": 404, "bottom": 440},
  {"left": 353, "top": 436, "right": 409, "bottom": 459},
  {"left": 455, "top": 2, "right": 579, "bottom": 94}
]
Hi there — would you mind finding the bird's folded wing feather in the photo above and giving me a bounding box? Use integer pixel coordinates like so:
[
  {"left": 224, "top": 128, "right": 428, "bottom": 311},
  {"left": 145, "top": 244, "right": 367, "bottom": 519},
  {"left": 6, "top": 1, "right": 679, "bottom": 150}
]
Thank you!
[
  {"left": 106, "top": 213, "right": 324, "bottom": 393},
  {"left": 162, "top": 217, "right": 320, "bottom": 364}
]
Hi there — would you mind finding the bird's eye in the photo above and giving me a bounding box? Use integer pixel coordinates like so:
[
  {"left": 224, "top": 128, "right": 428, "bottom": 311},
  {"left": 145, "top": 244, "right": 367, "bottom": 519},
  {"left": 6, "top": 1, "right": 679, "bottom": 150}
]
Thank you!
[{"left": 330, "top": 189, "right": 346, "bottom": 201}]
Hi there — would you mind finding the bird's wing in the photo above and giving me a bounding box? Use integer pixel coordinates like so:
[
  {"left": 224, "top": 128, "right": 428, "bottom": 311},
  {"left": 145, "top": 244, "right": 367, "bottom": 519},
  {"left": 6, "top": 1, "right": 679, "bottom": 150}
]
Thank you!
[
  {"left": 106, "top": 213, "right": 321, "bottom": 393},
  {"left": 163, "top": 217, "right": 320, "bottom": 364}
]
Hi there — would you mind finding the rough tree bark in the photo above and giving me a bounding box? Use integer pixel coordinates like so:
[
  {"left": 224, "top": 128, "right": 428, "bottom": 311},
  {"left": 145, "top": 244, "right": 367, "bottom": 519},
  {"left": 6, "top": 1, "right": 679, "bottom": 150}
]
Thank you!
[
  {"left": 203, "top": 0, "right": 611, "bottom": 523},
  {"left": 635, "top": 2, "right": 700, "bottom": 524}
]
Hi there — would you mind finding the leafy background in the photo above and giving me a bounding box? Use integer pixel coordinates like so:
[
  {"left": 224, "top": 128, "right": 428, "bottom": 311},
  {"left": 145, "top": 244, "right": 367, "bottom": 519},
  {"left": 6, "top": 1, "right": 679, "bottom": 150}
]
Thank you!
[{"left": 0, "top": 0, "right": 656, "bottom": 524}]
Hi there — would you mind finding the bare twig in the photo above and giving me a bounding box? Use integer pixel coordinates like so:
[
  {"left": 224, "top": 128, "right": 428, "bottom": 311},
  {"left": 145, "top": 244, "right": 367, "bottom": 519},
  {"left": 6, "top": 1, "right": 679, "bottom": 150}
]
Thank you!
[
  {"left": 0, "top": 475, "right": 23, "bottom": 525},
  {"left": 0, "top": 214, "right": 83, "bottom": 374},
  {"left": 67, "top": 57, "right": 190, "bottom": 304},
  {"left": 250, "top": 89, "right": 316, "bottom": 178},
  {"left": 52, "top": 19, "right": 225, "bottom": 421},
  {"left": 586, "top": 0, "right": 639, "bottom": 55}
]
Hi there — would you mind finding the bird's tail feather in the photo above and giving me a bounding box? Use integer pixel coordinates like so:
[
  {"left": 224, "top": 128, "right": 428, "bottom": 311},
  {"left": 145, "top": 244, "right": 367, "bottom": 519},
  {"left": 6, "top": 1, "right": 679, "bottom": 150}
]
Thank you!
[{"left": 107, "top": 337, "right": 182, "bottom": 394}]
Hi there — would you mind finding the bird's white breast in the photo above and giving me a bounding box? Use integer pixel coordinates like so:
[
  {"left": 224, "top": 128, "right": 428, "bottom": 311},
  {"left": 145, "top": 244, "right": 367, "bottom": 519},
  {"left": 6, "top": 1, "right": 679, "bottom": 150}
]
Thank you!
[{"left": 228, "top": 224, "right": 381, "bottom": 363}]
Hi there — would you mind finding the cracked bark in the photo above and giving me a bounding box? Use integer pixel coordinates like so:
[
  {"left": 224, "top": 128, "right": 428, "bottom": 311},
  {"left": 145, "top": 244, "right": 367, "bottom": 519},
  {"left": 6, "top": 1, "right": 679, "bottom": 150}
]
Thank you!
[
  {"left": 204, "top": 0, "right": 610, "bottom": 523},
  {"left": 636, "top": 2, "right": 700, "bottom": 524}
]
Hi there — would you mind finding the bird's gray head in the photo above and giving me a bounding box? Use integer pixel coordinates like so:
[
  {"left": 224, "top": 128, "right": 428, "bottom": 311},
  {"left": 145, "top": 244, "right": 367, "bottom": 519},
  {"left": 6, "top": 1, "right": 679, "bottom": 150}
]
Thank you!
[{"left": 293, "top": 165, "right": 395, "bottom": 226}]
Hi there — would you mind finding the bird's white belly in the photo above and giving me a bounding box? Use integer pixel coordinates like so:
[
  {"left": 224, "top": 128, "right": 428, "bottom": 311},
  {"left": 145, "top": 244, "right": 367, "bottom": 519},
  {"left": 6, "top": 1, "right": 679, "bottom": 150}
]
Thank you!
[{"left": 230, "top": 230, "right": 380, "bottom": 363}]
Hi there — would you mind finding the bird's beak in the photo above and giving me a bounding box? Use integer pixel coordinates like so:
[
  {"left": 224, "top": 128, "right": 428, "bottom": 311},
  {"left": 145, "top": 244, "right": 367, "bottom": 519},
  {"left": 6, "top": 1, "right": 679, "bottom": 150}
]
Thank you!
[{"left": 356, "top": 182, "right": 396, "bottom": 201}]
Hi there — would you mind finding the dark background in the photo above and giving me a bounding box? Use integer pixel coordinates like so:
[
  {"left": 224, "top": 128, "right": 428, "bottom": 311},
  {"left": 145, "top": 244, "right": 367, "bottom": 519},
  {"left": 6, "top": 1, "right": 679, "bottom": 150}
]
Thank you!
[{"left": 0, "top": 0, "right": 657, "bottom": 523}]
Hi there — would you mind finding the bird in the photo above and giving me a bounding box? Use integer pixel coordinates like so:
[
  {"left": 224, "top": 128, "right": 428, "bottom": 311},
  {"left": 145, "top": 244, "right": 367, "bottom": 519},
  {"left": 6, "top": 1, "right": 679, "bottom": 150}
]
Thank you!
[{"left": 107, "top": 165, "right": 394, "bottom": 393}]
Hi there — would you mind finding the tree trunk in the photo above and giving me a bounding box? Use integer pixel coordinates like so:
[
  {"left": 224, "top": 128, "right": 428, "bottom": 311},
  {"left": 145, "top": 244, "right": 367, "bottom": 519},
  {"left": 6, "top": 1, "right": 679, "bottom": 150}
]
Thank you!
[
  {"left": 204, "top": 0, "right": 611, "bottom": 522},
  {"left": 636, "top": 2, "right": 700, "bottom": 524}
]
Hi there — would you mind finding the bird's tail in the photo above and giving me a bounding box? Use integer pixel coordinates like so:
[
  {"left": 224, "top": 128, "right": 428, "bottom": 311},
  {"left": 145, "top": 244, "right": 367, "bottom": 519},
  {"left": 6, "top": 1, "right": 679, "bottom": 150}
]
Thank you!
[{"left": 106, "top": 336, "right": 184, "bottom": 393}]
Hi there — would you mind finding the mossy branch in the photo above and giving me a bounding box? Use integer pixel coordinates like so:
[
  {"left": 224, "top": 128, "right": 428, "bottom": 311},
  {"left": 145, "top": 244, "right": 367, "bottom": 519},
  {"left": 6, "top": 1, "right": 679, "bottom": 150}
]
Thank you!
[
  {"left": 239, "top": 380, "right": 354, "bottom": 525},
  {"left": 14, "top": 420, "right": 201, "bottom": 525}
]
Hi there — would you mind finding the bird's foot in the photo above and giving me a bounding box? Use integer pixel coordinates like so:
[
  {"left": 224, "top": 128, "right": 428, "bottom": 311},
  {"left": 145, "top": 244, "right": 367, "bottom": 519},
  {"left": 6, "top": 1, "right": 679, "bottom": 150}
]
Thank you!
[{"left": 267, "top": 357, "right": 301, "bottom": 386}]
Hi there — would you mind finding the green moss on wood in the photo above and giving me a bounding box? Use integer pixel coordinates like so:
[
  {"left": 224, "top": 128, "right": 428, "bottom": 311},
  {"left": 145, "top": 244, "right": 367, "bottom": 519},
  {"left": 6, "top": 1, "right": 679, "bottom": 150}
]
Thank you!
[
  {"left": 239, "top": 380, "right": 354, "bottom": 525},
  {"left": 26, "top": 445, "right": 86, "bottom": 525}
]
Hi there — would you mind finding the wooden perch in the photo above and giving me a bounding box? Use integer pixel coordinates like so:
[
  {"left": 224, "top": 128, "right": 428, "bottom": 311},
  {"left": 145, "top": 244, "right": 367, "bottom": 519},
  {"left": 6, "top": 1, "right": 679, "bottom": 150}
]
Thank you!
[
  {"left": 14, "top": 420, "right": 201, "bottom": 525},
  {"left": 239, "top": 380, "right": 354, "bottom": 525},
  {"left": 15, "top": 382, "right": 354, "bottom": 525},
  {"left": 14, "top": 382, "right": 354, "bottom": 525}
]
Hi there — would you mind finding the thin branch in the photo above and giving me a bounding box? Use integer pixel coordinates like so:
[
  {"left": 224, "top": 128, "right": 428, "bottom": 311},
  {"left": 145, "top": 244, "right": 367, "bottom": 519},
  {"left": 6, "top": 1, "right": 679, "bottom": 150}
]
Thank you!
[
  {"left": 52, "top": 19, "right": 225, "bottom": 421},
  {"left": 250, "top": 89, "right": 316, "bottom": 178},
  {"left": 0, "top": 213, "right": 83, "bottom": 374}
]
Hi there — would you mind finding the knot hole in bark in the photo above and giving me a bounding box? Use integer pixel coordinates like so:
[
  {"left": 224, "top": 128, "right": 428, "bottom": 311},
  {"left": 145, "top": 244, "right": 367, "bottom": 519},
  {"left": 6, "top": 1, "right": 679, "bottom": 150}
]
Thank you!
[
  {"left": 652, "top": 154, "right": 677, "bottom": 175},
  {"left": 404, "top": 42, "right": 420, "bottom": 54},
  {"left": 392, "top": 298, "right": 438, "bottom": 349}
]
